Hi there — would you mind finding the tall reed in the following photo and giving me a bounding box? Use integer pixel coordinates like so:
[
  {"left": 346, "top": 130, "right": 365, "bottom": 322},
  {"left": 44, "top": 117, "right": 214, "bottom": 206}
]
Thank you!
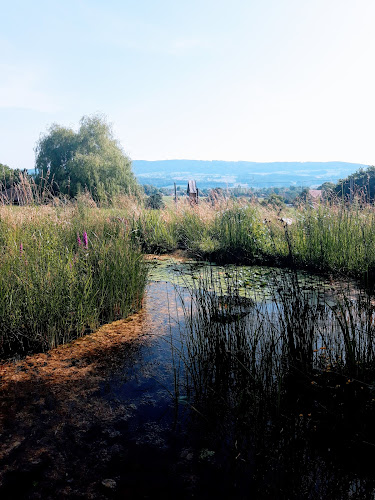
[
  {"left": 0, "top": 205, "right": 147, "bottom": 358},
  {"left": 134, "top": 197, "right": 375, "bottom": 282},
  {"left": 171, "top": 267, "right": 375, "bottom": 443}
]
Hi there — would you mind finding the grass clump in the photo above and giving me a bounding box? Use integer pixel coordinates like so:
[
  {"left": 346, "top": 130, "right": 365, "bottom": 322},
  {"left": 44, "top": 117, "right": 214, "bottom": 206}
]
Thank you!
[
  {"left": 288, "top": 201, "right": 375, "bottom": 277},
  {"left": 131, "top": 197, "right": 375, "bottom": 283},
  {"left": 0, "top": 206, "right": 147, "bottom": 358}
]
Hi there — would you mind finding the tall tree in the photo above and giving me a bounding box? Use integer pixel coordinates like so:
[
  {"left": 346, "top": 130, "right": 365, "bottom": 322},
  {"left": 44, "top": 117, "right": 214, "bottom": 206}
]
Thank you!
[
  {"left": 35, "top": 115, "right": 140, "bottom": 202},
  {"left": 334, "top": 166, "right": 375, "bottom": 202},
  {"left": 0, "top": 163, "right": 28, "bottom": 189}
]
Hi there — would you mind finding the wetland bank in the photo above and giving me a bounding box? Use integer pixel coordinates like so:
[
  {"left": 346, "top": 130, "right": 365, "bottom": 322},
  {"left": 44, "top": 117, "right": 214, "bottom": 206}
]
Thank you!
[{"left": 2, "top": 201, "right": 375, "bottom": 498}]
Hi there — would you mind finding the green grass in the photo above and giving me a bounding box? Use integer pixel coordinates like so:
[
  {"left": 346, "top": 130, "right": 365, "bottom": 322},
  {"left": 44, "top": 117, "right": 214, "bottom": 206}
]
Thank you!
[
  {"left": 0, "top": 205, "right": 147, "bottom": 358},
  {"left": 132, "top": 198, "right": 375, "bottom": 282},
  {"left": 161, "top": 195, "right": 176, "bottom": 208},
  {"left": 3, "top": 195, "right": 375, "bottom": 358}
]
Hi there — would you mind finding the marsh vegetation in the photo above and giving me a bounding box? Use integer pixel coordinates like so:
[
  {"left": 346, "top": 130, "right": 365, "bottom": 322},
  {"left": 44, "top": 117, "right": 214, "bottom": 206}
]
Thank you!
[
  {"left": 163, "top": 265, "right": 375, "bottom": 497},
  {"left": 0, "top": 204, "right": 147, "bottom": 359},
  {"left": 132, "top": 195, "right": 375, "bottom": 281},
  {"left": 2, "top": 194, "right": 375, "bottom": 497}
]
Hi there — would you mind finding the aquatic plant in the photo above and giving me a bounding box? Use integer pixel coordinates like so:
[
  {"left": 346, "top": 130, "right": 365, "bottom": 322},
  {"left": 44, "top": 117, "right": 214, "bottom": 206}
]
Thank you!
[{"left": 170, "top": 266, "right": 375, "bottom": 464}]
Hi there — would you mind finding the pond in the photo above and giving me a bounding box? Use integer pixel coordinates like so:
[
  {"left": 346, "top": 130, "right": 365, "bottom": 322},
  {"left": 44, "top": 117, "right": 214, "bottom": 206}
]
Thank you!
[
  {"left": 100, "top": 258, "right": 375, "bottom": 499},
  {"left": 1, "top": 257, "right": 375, "bottom": 499}
]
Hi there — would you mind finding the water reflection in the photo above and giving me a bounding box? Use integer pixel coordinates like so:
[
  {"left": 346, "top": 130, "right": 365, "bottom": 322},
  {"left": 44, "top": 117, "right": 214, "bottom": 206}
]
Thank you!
[{"left": 99, "top": 262, "right": 375, "bottom": 499}]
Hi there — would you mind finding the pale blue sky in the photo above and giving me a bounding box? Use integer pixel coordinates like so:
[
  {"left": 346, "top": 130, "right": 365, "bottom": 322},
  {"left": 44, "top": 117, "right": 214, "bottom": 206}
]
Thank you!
[{"left": 1, "top": 0, "right": 374, "bottom": 169}]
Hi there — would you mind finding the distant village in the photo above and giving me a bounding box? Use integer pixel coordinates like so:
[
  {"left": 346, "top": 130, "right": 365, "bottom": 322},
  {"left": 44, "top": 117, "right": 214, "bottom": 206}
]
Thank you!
[{"left": 143, "top": 179, "right": 325, "bottom": 207}]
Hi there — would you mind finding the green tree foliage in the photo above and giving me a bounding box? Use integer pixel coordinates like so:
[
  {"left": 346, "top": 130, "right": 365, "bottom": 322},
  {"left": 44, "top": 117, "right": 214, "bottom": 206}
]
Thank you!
[
  {"left": 0, "top": 163, "right": 27, "bottom": 189},
  {"left": 262, "top": 193, "right": 285, "bottom": 208},
  {"left": 145, "top": 192, "right": 164, "bottom": 209},
  {"left": 334, "top": 166, "right": 375, "bottom": 202},
  {"left": 143, "top": 184, "right": 161, "bottom": 196},
  {"left": 319, "top": 181, "right": 336, "bottom": 192},
  {"left": 294, "top": 187, "right": 310, "bottom": 204},
  {"left": 35, "top": 115, "right": 140, "bottom": 202},
  {"left": 318, "top": 182, "right": 336, "bottom": 202}
]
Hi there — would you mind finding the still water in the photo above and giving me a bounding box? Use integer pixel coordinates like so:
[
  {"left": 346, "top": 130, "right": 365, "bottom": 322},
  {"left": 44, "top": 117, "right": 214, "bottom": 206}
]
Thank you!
[{"left": 97, "top": 258, "right": 375, "bottom": 499}]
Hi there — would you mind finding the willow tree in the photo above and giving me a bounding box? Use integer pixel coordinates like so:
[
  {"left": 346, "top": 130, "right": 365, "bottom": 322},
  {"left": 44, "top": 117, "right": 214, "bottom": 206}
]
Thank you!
[{"left": 35, "top": 115, "right": 140, "bottom": 202}]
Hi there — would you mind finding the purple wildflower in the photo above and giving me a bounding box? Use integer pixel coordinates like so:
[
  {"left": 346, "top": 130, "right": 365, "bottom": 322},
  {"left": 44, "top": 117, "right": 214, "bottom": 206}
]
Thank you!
[
  {"left": 77, "top": 232, "right": 82, "bottom": 247},
  {"left": 83, "top": 231, "right": 88, "bottom": 249}
]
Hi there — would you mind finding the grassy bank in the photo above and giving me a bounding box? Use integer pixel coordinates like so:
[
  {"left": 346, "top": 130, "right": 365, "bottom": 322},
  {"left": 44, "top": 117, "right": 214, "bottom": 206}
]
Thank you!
[
  {"left": 2, "top": 195, "right": 375, "bottom": 358},
  {"left": 0, "top": 205, "right": 147, "bottom": 358},
  {"left": 130, "top": 198, "right": 375, "bottom": 281}
]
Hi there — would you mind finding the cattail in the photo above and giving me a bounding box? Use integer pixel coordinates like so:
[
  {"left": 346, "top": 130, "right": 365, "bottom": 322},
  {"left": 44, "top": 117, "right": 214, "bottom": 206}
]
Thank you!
[
  {"left": 20, "top": 242, "right": 23, "bottom": 256},
  {"left": 83, "top": 231, "right": 88, "bottom": 249},
  {"left": 77, "top": 233, "right": 82, "bottom": 246}
]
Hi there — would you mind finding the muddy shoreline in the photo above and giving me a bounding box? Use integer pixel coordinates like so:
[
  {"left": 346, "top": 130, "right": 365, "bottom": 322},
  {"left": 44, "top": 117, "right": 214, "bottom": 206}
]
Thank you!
[{"left": 0, "top": 278, "right": 179, "bottom": 499}]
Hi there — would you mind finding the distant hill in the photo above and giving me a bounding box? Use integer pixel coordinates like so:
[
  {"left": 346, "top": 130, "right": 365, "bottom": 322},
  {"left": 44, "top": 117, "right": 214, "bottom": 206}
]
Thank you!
[{"left": 132, "top": 160, "right": 367, "bottom": 189}]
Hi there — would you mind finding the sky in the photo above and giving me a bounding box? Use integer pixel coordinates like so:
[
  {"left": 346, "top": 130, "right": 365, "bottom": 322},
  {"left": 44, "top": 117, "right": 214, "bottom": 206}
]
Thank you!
[{"left": 1, "top": 0, "right": 375, "bottom": 170}]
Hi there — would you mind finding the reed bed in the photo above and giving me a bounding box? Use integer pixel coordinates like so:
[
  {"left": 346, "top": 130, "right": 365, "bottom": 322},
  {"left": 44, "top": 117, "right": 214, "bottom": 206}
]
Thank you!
[
  {"left": 3, "top": 193, "right": 375, "bottom": 357},
  {"left": 170, "top": 268, "right": 375, "bottom": 468},
  {"left": 0, "top": 205, "right": 147, "bottom": 358},
  {"left": 6, "top": 175, "right": 375, "bottom": 280},
  {"left": 133, "top": 197, "right": 375, "bottom": 281}
]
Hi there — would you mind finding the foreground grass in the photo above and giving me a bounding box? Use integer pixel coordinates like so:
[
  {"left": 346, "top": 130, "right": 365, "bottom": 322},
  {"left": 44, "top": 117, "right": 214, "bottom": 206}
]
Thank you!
[{"left": 0, "top": 205, "right": 147, "bottom": 358}]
